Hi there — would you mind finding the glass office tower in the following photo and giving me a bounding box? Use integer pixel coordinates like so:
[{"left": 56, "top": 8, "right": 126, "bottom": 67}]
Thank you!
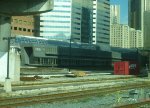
[
  {"left": 129, "top": 0, "right": 150, "bottom": 48},
  {"left": 128, "top": 0, "right": 150, "bottom": 30},
  {"left": 40, "top": 0, "right": 110, "bottom": 46},
  {"left": 40, "top": 0, "right": 93, "bottom": 43},
  {"left": 40, "top": 0, "right": 82, "bottom": 42},
  {"left": 128, "top": 0, "right": 143, "bottom": 30}
]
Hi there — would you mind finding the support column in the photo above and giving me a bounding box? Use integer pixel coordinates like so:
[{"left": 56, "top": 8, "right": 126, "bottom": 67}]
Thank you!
[
  {"left": 0, "top": 16, "right": 20, "bottom": 83},
  {"left": 0, "top": 16, "right": 11, "bottom": 82},
  {"left": 9, "top": 48, "right": 20, "bottom": 82}
]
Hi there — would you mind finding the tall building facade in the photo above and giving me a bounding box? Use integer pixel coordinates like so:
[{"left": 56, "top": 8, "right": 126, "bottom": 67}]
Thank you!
[
  {"left": 128, "top": 0, "right": 150, "bottom": 30},
  {"left": 81, "top": 0, "right": 93, "bottom": 43},
  {"left": 144, "top": 11, "right": 150, "bottom": 48},
  {"left": 110, "top": 5, "right": 120, "bottom": 24},
  {"left": 39, "top": 0, "right": 110, "bottom": 46},
  {"left": 93, "top": 0, "right": 110, "bottom": 48},
  {"left": 40, "top": 0, "right": 74, "bottom": 40},
  {"left": 128, "top": 0, "right": 144, "bottom": 30},
  {"left": 128, "top": 0, "right": 150, "bottom": 48},
  {"left": 40, "top": 0, "right": 93, "bottom": 43},
  {"left": 144, "top": 0, "right": 150, "bottom": 11}
]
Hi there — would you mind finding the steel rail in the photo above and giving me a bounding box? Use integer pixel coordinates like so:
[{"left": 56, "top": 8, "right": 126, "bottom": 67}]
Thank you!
[
  {"left": 115, "top": 99, "right": 150, "bottom": 108},
  {"left": 0, "top": 83, "right": 150, "bottom": 107}
]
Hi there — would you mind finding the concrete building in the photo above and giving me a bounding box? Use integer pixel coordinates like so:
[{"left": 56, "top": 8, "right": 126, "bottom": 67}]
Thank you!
[
  {"left": 129, "top": 28, "right": 143, "bottom": 48},
  {"left": 92, "top": 0, "right": 110, "bottom": 49},
  {"left": 110, "top": 24, "right": 130, "bottom": 48},
  {"left": 110, "top": 24, "right": 143, "bottom": 48},
  {"left": 110, "top": 5, "right": 120, "bottom": 24},
  {"left": 11, "top": 16, "right": 34, "bottom": 36}
]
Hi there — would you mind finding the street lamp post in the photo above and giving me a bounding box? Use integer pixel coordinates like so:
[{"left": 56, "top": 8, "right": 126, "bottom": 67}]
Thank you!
[
  {"left": 136, "top": 48, "right": 140, "bottom": 66},
  {"left": 68, "top": 38, "right": 72, "bottom": 72}
]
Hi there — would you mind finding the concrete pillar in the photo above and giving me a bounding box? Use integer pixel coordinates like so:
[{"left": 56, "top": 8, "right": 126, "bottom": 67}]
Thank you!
[
  {"left": 0, "top": 16, "right": 11, "bottom": 82},
  {"left": 4, "top": 78, "right": 12, "bottom": 93},
  {"left": 9, "top": 48, "right": 20, "bottom": 82},
  {"left": 0, "top": 48, "right": 20, "bottom": 82},
  {"left": 0, "top": 52, "right": 7, "bottom": 81},
  {"left": 0, "top": 16, "right": 11, "bottom": 52}
]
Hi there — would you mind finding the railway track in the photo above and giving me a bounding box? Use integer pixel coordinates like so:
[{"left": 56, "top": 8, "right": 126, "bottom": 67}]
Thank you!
[
  {"left": 115, "top": 99, "right": 150, "bottom": 108},
  {"left": 0, "top": 82, "right": 150, "bottom": 108},
  {"left": 0, "top": 75, "right": 136, "bottom": 90},
  {"left": 5, "top": 77, "right": 145, "bottom": 92},
  {"left": 9, "top": 75, "right": 136, "bottom": 86}
]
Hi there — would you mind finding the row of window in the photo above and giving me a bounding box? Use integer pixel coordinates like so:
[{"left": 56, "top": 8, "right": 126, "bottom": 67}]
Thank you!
[
  {"left": 11, "top": 27, "right": 34, "bottom": 32},
  {"left": 31, "top": 57, "right": 111, "bottom": 67},
  {"left": 12, "top": 19, "right": 33, "bottom": 25}
]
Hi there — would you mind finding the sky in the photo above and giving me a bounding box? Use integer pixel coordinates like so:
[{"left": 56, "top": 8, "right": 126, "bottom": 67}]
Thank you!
[{"left": 110, "top": 0, "right": 128, "bottom": 24}]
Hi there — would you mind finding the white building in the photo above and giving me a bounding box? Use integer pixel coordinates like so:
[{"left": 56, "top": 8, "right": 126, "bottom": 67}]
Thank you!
[
  {"left": 129, "top": 28, "right": 143, "bottom": 48},
  {"left": 110, "top": 24, "right": 143, "bottom": 48},
  {"left": 93, "top": 0, "right": 110, "bottom": 50},
  {"left": 110, "top": 5, "right": 120, "bottom": 24},
  {"left": 110, "top": 24, "right": 129, "bottom": 48},
  {"left": 129, "top": 0, "right": 150, "bottom": 48}
]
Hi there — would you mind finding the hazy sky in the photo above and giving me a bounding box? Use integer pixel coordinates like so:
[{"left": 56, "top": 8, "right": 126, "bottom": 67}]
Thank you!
[{"left": 110, "top": 0, "right": 128, "bottom": 24}]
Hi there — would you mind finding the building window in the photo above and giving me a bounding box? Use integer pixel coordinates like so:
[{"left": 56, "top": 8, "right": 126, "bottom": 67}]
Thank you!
[
  {"left": 23, "top": 28, "right": 26, "bottom": 31},
  {"left": 28, "top": 29, "right": 31, "bottom": 32},
  {"left": 19, "top": 28, "right": 22, "bottom": 31},
  {"left": 14, "top": 27, "right": 17, "bottom": 30},
  {"left": 19, "top": 20, "right": 22, "bottom": 24}
]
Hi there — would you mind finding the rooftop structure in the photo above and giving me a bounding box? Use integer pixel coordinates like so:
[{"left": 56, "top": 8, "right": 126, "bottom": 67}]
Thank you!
[{"left": 110, "top": 5, "right": 120, "bottom": 24}]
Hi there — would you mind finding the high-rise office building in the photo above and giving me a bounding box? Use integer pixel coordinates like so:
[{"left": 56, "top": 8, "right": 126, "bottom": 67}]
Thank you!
[
  {"left": 110, "top": 5, "right": 120, "bottom": 24},
  {"left": 40, "top": 0, "right": 75, "bottom": 41},
  {"left": 128, "top": 0, "right": 150, "bottom": 48},
  {"left": 144, "top": 11, "right": 150, "bottom": 48},
  {"left": 93, "top": 0, "right": 110, "bottom": 49},
  {"left": 144, "top": 0, "right": 150, "bottom": 11},
  {"left": 128, "top": 0, "right": 143, "bottom": 30},
  {"left": 128, "top": 0, "right": 150, "bottom": 30},
  {"left": 39, "top": 0, "right": 110, "bottom": 47},
  {"left": 40, "top": 0, "right": 93, "bottom": 43}
]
